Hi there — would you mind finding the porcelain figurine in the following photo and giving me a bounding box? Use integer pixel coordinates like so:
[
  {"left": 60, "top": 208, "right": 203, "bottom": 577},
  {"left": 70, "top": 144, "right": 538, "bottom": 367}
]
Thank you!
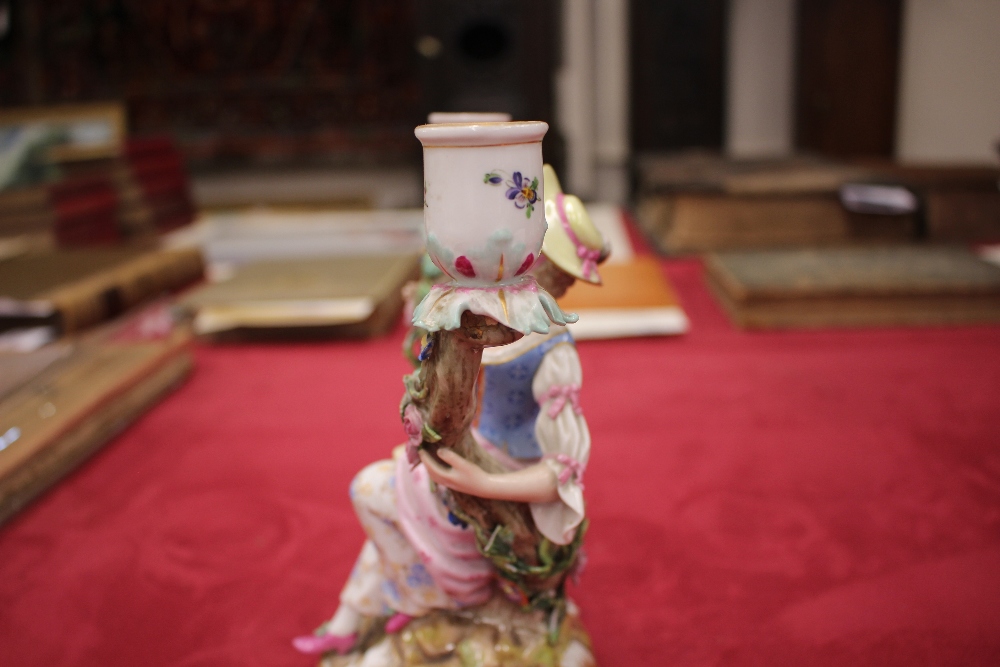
[{"left": 295, "top": 123, "right": 606, "bottom": 667}]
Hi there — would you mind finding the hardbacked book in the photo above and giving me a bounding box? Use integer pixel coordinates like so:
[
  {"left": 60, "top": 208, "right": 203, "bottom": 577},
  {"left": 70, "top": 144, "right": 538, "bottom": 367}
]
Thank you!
[
  {"left": 636, "top": 153, "right": 915, "bottom": 254},
  {"left": 638, "top": 155, "right": 1000, "bottom": 254},
  {"left": 49, "top": 177, "right": 123, "bottom": 245},
  {"left": 637, "top": 152, "right": 876, "bottom": 196},
  {"left": 639, "top": 194, "right": 865, "bottom": 252},
  {"left": 163, "top": 208, "right": 426, "bottom": 266},
  {"left": 0, "top": 305, "right": 193, "bottom": 525},
  {"left": 557, "top": 256, "right": 689, "bottom": 339},
  {"left": 0, "top": 185, "right": 53, "bottom": 236},
  {"left": 0, "top": 246, "right": 205, "bottom": 334},
  {"left": 853, "top": 162, "right": 1000, "bottom": 242},
  {"left": 705, "top": 246, "right": 1000, "bottom": 329},
  {"left": 176, "top": 253, "right": 422, "bottom": 341}
]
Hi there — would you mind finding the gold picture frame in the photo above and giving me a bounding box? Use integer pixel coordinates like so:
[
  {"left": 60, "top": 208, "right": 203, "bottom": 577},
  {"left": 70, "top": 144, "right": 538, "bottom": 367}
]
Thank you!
[{"left": 0, "top": 101, "right": 126, "bottom": 163}]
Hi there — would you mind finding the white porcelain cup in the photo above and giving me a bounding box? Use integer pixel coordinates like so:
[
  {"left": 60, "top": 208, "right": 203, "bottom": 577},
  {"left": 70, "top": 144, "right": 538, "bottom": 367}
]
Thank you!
[{"left": 415, "top": 121, "right": 548, "bottom": 287}]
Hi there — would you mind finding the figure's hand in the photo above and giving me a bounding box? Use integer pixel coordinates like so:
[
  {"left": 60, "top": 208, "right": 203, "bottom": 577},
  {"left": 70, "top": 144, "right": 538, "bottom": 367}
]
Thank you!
[
  {"left": 419, "top": 449, "right": 496, "bottom": 497},
  {"left": 419, "top": 450, "right": 562, "bottom": 504}
]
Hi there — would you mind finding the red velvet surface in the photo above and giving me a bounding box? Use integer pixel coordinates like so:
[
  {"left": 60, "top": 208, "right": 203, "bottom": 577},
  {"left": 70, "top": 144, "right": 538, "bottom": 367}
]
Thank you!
[{"left": 3, "top": 259, "right": 1000, "bottom": 666}]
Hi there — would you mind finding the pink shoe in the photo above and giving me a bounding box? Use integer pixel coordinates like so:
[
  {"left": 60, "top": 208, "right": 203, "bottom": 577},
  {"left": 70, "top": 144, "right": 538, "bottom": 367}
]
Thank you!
[
  {"left": 292, "top": 631, "right": 357, "bottom": 655},
  {"left": 384, "top": 612, "right": 414, "bottom": 634}
]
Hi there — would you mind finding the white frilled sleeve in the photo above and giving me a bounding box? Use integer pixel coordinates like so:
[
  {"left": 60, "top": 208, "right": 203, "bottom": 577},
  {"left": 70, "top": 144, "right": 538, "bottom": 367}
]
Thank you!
[{"left": 529, "top": 342, "right": 590, "bottom": 545}]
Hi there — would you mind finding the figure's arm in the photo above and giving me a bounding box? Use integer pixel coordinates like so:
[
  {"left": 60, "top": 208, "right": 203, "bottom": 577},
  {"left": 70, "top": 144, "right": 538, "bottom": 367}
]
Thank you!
[
  {"left": 420, "top": 449, "right": 559, "bottom": 503},
  {"left": 422, "top": 342, "right": 590, "bottom": 545},
  {"left": 528, "top": 343, "right": 590, "bottom": 544}
]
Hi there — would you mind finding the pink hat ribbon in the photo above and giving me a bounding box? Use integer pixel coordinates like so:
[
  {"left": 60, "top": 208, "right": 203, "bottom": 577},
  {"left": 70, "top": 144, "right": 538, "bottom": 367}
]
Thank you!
[{"left": 555, "top": 193, "right": 600, "bottom": 281}]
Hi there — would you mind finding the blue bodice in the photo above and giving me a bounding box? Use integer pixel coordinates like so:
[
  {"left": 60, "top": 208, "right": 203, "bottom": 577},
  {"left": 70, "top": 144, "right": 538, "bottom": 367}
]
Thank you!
[{"left": 477, "top": 331, "right": 574, "bottom": 460}]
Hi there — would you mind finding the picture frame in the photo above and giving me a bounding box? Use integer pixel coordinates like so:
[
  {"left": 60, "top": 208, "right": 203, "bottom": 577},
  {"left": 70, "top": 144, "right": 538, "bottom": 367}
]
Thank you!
[
  {"left": 0, "top": 102, "right": 127, "bottom": 191},
  {"left": 0, "top": 101, "right": 126, "bottom": 163}
]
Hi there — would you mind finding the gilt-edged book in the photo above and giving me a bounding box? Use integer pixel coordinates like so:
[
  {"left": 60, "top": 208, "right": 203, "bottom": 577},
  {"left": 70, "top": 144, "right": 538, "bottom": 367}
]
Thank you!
[
  {"left": 176, "top": 253, "right": 422, "bottom": 341},
  {"left": 0, "top": 247, "right": 205, "bottom": 334},
  {"left": 557, "top": 256, "right": 689, "bottom": 339},
  {"left": 0, "top": 305, "right": 193, "bottom": 525},
  {"left": 705, "top": 246, "right": 1000, "bottom": 329}
]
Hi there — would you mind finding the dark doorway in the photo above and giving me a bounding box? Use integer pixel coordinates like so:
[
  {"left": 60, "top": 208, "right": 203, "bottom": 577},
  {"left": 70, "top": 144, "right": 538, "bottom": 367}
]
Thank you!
[
  {"left": 795, "top": 0, "right": 903, "bottom": 158},
  {"left": 630, "top": 0, "right": 729, "bottom": 154}
]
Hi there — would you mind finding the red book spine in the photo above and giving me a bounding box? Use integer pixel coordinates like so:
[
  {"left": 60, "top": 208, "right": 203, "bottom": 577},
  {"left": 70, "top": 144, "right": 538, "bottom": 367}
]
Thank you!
[
  {"left": 124, "top": 136, "right": 195, "bottom": 232},
  {"left": 50, "top": 177, "right": 122, "bottom": 246}
]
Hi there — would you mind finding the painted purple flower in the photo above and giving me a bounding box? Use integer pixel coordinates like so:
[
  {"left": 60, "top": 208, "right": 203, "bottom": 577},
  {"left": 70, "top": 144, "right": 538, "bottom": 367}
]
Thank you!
[
  {"left": 485, "top": 170, "right": 539, "bottom": 218},
  {"left": 402, "top": 403, "right": 424, "bottom": 466},
  {"left": 505, "top": 172, "right": 539, "bottom": 218}
]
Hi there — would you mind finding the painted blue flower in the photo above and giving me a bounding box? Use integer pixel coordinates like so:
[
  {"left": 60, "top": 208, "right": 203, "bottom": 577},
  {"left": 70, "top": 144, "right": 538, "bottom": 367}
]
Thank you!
[
  {"left": 506, "top": 360, "right": 532, "bottom": 381},
  {"left": 382, "top": 579, "right": 400, "bottom": 601},
  {"left": 506, "top": 389, "right": 528, "bottom": 406},
  {"left": 406, "top": 563, "right": 434, "bottom": 588},
  {"left": 502, "top": 411, "right": 525, "bottom": 429}
]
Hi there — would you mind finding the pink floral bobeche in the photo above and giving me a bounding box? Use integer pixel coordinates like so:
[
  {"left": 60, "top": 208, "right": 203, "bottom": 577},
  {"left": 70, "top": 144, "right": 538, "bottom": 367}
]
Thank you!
[{"left": 402, "top": 403, "right": 424, "bottom": 466}]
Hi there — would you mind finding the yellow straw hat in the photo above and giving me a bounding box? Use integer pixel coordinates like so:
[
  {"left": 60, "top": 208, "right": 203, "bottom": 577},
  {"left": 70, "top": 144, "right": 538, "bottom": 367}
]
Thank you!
[{"left": 541, "top": 164, "right": 606, "bottom": 284}]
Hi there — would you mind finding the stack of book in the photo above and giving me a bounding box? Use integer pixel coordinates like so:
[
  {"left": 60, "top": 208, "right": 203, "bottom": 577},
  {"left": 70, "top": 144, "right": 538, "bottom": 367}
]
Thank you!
[
  {"left": 0, "top": 137, "right": 196, "bottom": 247},
  {"left": 119, "top": 137, "right": 198, "bottom": 234},
  {"left": 176, "top": 252, "right": 421, "bottom": 342},
  {"left": 0, "top": 197, "right": 203, "bottom": 522},
  {"left": 855, "top": 162, "right": 1000, "bottom": 242},
  {"left": 0, "top": 303, "right": 194, "bottom": 524},
  {"left": 635, "top": 154, "right": 916, "bottom": 254},
  {"left": 705, "top": 246, "right": 1000, "bottom": 329},
  {"left": 636, "top": 153, "right": 1000, "bottom": 254},
  {"left": 0, "top": 246, "right": 205, "bottom": 339},
  {"left": 165, "top": 207, "right": 426, "bottom": 341}
]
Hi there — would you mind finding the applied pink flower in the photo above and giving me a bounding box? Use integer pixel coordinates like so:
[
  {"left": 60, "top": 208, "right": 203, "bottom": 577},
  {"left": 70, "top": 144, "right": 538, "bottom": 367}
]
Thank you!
[{"left": 402, "top": 404, "right": 424, "bottom": 466}]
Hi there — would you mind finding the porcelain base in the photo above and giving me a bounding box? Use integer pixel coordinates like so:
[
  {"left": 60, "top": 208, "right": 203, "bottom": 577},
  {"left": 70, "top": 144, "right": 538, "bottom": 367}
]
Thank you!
[{"left": 316, "top": 595, "right": 596, "bottom": 667}]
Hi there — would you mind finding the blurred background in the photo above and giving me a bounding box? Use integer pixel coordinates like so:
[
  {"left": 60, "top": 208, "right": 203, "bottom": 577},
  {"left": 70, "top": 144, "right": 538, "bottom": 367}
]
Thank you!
[
  {"left": 1, "top": 0, "right": 997, "bottom": 197},
  {"left": 2, "top": 0, "right": 998, "bottom": 247},
  {"left": 2, "top": 2, "right": 1000, "bottom": 665}
]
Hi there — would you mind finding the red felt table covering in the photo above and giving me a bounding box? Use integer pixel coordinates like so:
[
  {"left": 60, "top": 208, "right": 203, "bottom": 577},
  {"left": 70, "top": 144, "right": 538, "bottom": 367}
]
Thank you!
[{"left": 2, "top": 258, "right": 1000, "bottom": 666}]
